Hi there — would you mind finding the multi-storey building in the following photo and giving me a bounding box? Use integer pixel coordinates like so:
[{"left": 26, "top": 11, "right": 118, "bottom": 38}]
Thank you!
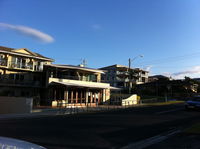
[
  {"left": 0, "top": 46, "right": 112, "bottom": 107},
  {"left": 100, "top": 64, "right": 148, "bottom": 89},
  {"left": 0, "top": 46, "right": 53, "bottom": 104},
  {"left": 43, "top": 64, "right": 111, "bottom": 106}
]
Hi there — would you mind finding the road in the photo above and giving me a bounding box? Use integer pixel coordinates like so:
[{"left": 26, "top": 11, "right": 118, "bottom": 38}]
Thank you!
[{"left": 0, "top": 103, "right": 199, "bottom": 149}]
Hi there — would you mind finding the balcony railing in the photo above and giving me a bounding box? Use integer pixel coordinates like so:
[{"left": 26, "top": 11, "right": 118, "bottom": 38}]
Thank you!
[
  {"left": 8, "top": 61, "right": 33, "bottom": 70},
  {"left": 116, "top": 71, "right": 129, "bottom": 75},
  {"left": 0, "top": 59, "right": 7, "bottom": 66},
  {"left": 57, "top": 75, "right": 98, "bottom": 82},
  {"left": 0, "top": 78, "right": 41, "bottom": 87}
]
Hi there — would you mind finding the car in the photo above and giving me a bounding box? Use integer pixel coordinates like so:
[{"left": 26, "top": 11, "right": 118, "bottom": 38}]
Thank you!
[
  {"left": 185, "top": 96, "right": 200, "bottom": 110},
  {"left": 0, "top": 136, "right": 46, "bottom": 149}
]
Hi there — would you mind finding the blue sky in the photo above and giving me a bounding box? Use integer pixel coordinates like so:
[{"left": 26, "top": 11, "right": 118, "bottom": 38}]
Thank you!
[{"left": 0, "top": 0, "right": 200, "bottom": 78}]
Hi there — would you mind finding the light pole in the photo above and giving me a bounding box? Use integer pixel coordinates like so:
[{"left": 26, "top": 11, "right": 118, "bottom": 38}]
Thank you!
[{"left": 128, "top": 55, "right": 143, "bottom": 94}]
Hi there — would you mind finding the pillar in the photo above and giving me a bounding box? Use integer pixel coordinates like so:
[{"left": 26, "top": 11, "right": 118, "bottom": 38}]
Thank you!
[
  {"left": 71, "top": 90, "right": 73, "bottom": 103},
  {"left": 80, "top": 91, "right": 83, "bottom": 104},
  {"left": 86, "top": 89, "right": 89, "bottom": 104},
  {"left": 90, "top": 92, "right": 93, "bottom": 104},
  {"left": 98, "top": 92, "right": 101, "bottom": 104},
  {"left": 76, "top": 90, "right": 78, "bottom": 103}
]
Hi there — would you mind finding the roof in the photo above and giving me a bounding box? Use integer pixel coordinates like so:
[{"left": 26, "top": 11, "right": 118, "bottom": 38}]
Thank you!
[
  {"left": 99, "top": 64, "right": 148, "bottom": 72},
  {"left": 0, "top": 46, "right": 53, "bottom": 61},
  {"left": 149, "top": 75, "right": 169, "bottom": 79},
  {"left": 50, "top": 81, "right": 110, "bottom": 89},
  {"left": 45, "top": 64, "right": 105, "bottom": 74}
]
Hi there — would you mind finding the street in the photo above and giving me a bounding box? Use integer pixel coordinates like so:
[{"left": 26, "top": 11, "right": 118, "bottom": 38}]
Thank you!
[{"left": 0, "top": 103, "right": 199, "bottom": 149}]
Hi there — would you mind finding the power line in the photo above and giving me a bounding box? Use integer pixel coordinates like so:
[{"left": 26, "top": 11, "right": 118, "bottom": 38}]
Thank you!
[{"left": 138, "top": 51, "right": 200, "bottom": 66}]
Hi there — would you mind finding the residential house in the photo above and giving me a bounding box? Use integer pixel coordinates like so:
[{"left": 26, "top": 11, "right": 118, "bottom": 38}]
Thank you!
[
  {"left": 0, "top": 46, "right": 53, "bottom": 104},
  {"left": 42, "top": 64, "right": 111, "bottom": 106},
  {"left": 99, "top": 64, "right": 148, "bottom": 89},
  {"left": 148, "top": 75, "right": 171, "bottom": 82}
]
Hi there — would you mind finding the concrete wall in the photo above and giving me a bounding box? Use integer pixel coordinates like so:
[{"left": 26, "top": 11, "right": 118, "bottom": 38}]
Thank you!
[
  {"left": 0, "top": 96, "right": 33, "bottom": 114},
  {"left": 122, "top": 94, "right": 138, "bottom": 106}
]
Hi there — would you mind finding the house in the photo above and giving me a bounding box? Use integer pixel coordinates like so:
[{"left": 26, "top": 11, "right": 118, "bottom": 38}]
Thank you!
[
  {"left": 99, "top": 64, "right": 148, "bottom": 90},
  {"left": 0, "top": 46, "right": 53, "bottom": 105},
  {"left": 148, "top": 75, "right": 171, "bottom": 82},
  {"left": 42, "top": 64, "right": 111, "bottom": 106}
]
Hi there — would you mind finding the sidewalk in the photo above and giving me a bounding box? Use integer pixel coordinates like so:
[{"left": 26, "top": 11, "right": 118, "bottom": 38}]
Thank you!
[{"left": 0, "top": 101, "right": 184, "bottom": 120}]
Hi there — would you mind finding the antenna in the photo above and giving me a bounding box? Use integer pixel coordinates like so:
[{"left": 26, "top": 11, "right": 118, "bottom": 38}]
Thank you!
[{"left": 80, "top": 58, "right": 87, "bottom": 67}]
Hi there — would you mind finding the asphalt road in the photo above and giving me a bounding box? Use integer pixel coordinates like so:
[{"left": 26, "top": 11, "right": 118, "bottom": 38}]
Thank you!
[{"left": 0, "top": 103, "right": 200, "bottom": 149}]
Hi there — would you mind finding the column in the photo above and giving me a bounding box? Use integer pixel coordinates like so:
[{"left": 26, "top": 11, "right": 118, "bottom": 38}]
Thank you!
[
  {"left": 80, "top": 91, "right": 83, "bottom": 104},
  {"left": 64, "top": 90, "right": 68, "bottom": 102},
  {"left": 71, "top": 90, "right": 73, "bottom": 103},
  {"left": 90, "top": 92, "right": 93, "bottom": 104},
  {"left": 98, "top": 92, "right": 101, "bottom": 104},
  {"left": 76, "top": 90, "right": 78, "bottom": 103},
  {"left": 54, "top": 88, "right": 56, "bottom": 100},
  {"left": 94, "top": 93, "right": 96, "bottom": 103},
  {"left": 86, "top": 89, "right": 89, "bottom": 105}
]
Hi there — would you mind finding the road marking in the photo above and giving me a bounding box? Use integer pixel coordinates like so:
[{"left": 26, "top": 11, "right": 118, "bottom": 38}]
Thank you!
[
  {"left": 156, "top": 108, "right": 183, "bottom": 115},
  {"left": 121, "top": 129, "right": 181, "bottom": 149}
]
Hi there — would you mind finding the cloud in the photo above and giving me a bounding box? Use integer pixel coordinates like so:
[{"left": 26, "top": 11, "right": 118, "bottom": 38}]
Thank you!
[
  {"left": 143, "top": 65, "right": 153, "bottom": 71},
  {"left": 168, "top": 66, "right": 200, "bottom": 79},
  {"left": 91, "top": 24, "right": 102, "bottom": 30},
  {"left": 0, "top": 23, "right": 54, "bottom": 43}
]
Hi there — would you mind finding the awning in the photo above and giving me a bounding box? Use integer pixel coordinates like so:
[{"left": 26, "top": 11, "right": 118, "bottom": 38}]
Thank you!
[{"left": 49, "top": 81, "right": 110, "bottom": 89}]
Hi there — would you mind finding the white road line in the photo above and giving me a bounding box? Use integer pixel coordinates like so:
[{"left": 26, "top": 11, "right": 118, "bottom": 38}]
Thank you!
[
  {"left": 156, "top": 108, "right": 183, "bottom": 115},
  {"left": 121, "top": 129, "right": 181, "bottom": 149}
]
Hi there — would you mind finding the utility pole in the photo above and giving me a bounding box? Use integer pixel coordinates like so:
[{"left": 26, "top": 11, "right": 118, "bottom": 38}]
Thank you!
[
  {"left": 128, "top": 55, "right": 143, "bottom": 94},
  {"left": 128, "top": 58, "right": 132, "bottom": 94},
  {"left": 128, "top": 58, "right": 131, "bottom": 69}
]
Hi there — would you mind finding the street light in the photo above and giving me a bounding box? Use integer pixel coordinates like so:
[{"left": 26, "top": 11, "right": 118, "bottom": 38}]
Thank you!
[
  {"left": 128, "top": 55, "right": 143, "bottom": 94},
  {"left": 128, "top": 55, "right": 143, "bottom": 69}
]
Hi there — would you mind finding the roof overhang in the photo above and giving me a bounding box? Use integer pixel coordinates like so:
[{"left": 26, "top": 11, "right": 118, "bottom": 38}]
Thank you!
[
  {"left": 45, "top": 64, "right": 104, "bottom": 74},
  {"left": 49, "top": 81, "right": 110, "bottom": 89},
  {"left": 0, "top": 50, "right": 54, "bottom": 62}
]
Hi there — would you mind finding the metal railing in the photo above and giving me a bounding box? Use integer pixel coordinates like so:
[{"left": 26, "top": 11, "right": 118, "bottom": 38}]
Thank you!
[
  {"left": 0, "top": 59, "right": 7, "bottom": 66},
  {"left": 0, "top": 78, "right": 41, "bottom": 86},
  {"left": 8, "top": 61, "right": 33, "bottom": 70},
  {"left": 58, "top": 75, "right": 98, "bottom": 82}
]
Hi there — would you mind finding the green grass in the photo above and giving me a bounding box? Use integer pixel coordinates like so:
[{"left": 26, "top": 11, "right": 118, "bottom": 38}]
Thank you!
[
  {"left": 144, "top": 101, "right": 184, "bottom": 106},
  {"left": 185, "top": 123, "right": 200, "bottom": 134}
]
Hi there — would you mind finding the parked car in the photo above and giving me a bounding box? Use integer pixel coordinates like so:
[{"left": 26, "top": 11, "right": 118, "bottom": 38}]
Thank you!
[
  {"left": 0, "top": 136, "right": 46, "bottom": 149},
  {"left": 185, "top": 96, "right": 200, "bottom": 110}
]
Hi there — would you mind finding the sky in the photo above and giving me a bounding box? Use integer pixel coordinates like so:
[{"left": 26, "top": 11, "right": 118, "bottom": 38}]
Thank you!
[{"left": 0, "top": 0, "right": 200, "bottom": 79}]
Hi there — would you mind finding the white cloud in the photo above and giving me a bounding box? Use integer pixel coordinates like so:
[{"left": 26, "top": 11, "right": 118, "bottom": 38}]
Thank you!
[
  {"left": 143, "top": 65, "right": 153, "bottom": 71},
  {"left": 91, "top": 24, "right": 102, "bottom": 30},
  {"left": 0, "top": 23, "right": 54, "bottom": 43},
  {"left": 166, "top": 66, "right": 200, "bottom": 79}
]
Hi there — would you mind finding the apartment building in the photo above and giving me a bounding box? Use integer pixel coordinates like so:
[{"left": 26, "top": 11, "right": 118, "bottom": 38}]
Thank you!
[
  {"left": 0, "top": 46, "right": 53, "bottom": 104},
  {"left": 100, "top": 64, "right": 148, "bottom": 89},
  {"left": 43, "top": 64, "right": 111, "bottom": 106}
]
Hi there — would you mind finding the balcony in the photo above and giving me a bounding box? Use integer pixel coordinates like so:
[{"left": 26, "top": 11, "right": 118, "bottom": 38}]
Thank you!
[
  {"left": 58, "top": 75, "right": 97, "bottom": 82},
  {"left": 116, "top": 77, "right": 130, "bottom": 82},
  {"left": 0, "top": 59, "right": 7, "bottom": 67},
  {"left": 8, "top": 61, "right": 33, "bottom": 70},
  {"left": 0, "top": 78, "right": 41, "bottom": 87},
  {"left": 116, "top": 71, "right": 129, "bottom": 75}
]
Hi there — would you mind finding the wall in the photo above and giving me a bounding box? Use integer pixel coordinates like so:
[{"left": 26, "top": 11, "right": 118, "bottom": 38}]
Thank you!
[
  {"left": 121, "top": 94, "right": 138, "bottom": 106},
  {"left": 0, "top": 96, "right": 33, "bottom": 114}
]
